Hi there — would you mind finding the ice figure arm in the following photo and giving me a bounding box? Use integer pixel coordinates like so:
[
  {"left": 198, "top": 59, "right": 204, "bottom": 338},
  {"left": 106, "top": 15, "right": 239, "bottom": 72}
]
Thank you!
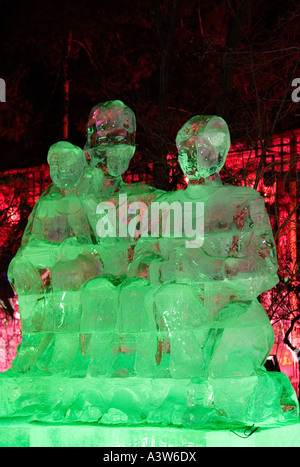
[
  {"left": 8, "top": 253, "right": 44, "bottom": 296},
  {"left": 20, "top": 184, "right": 60, "bottom": 246},
  {"left": 222, "top": 191, "right": 279, "bottom": 297}
]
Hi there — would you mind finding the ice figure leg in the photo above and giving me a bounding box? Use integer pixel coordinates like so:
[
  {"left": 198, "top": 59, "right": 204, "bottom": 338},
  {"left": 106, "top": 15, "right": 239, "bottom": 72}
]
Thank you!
[
  {"left": 80, "top": 277, "right": 118, "bottom": 377},
  {"left": 153, "top": 283, "right": 208, "bottom": 379},
  {"left": 114, "top": 278, "right": 157, "bottom": 377}
]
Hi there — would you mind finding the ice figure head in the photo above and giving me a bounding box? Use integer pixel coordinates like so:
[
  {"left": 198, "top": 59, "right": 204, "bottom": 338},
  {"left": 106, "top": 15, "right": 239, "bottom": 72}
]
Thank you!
[
  {"left": 84, "top": 100, "right": 136, "bottom": 177},
  {"left": 47, "top": 141, "right": 88, "bottom": 190},
  {"left": 176, "top": 116, "right": 230, "bottom": 180}
]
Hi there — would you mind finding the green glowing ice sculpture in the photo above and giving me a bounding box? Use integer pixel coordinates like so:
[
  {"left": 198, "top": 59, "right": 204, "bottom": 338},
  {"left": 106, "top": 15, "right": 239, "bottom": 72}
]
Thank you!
[{"left": 0, "top": 108, "right": 298, "bottom": 432}]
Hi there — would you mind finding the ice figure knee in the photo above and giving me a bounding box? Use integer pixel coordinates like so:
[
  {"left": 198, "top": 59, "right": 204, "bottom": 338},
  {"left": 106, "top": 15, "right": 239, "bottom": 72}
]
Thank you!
[{"left": 205, "top": 300, "right": 275, "bottom": 378}]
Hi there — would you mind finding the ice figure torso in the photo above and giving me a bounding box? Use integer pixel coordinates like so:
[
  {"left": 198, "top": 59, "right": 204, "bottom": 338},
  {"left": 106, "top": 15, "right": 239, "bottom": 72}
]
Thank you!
[{"left": 148, "top": 182, "right": 278, "bottom": 292}]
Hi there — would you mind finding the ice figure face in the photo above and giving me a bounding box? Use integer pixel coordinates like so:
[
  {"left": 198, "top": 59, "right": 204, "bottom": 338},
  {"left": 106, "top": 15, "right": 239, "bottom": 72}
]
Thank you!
[
  {"left": 48, "top": 141, "right": 87, "bottom": 190},
  {"left": 176, "top": 116, "right": 230, "bottom": 180},
  {"left": 84, "top": 100, "right": 136, "bottom": 177}
]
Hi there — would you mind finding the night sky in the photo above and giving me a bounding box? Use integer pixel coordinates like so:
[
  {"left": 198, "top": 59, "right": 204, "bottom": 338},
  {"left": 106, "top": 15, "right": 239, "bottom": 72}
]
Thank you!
[{"left": 0, "top": 0, "right": 300, "bottom": 177}]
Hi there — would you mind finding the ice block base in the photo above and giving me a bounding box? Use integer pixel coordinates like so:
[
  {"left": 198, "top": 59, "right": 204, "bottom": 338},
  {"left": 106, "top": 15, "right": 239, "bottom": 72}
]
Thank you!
[
  {"left": 0, "top": 373, "right": 298, "bottom": 429},
  {"left": 0, "top": 418, "right": 300, "bottom": 447}
]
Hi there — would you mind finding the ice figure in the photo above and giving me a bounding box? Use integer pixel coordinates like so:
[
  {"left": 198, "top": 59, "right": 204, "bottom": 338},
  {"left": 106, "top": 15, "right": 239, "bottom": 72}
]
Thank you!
[
  {"left": 174, "top": 116, "right": 278, "bottom": 381},
  {"left": 7, "top": 142, "right": 103, "bottom": 375},
  {"left": 82, "top": 100, "right": 162, "bottom": 380},
  {"left": 83, "top": 101, "right": 161, "bottom": 264},
  {"left": 130, "top": 115, "right": 298, "bottom": 426},
  {"left": 0, "top": 108, "right": 298, "bottom": 430}
]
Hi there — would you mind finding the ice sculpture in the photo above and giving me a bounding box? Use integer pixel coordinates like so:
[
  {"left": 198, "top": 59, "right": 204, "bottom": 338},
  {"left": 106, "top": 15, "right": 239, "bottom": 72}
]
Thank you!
[{"left": 0, "top": 109, "right": 298, "bottom": 431}]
